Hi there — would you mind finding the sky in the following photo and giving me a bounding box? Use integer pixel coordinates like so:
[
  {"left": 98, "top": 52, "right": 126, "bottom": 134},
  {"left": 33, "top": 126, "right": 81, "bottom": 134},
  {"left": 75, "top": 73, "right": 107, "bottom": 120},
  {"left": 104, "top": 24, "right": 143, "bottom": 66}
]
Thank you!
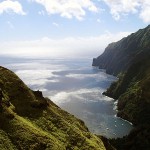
[{"left": 0, "top": 0, "right": 150, "bottom": 58}]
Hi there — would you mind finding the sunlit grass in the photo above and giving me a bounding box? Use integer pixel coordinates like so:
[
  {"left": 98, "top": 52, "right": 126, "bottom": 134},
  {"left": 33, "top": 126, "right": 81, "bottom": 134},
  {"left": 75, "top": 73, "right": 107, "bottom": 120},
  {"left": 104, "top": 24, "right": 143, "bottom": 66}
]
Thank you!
[{"left": 0, "top": 66, "right": 106, "bottom": 150}]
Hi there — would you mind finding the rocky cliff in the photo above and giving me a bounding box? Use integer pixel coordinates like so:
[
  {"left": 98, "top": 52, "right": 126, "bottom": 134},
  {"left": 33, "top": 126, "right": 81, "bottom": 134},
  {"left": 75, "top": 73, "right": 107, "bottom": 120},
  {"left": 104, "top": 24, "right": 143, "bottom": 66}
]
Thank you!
[
  {"left": 93, "top": 25, "right": 150, "bottom": 150},
  {"left": 0, "top": 66, "right": 106, "bottom": 150},
  {"left": 93, "top": 25, "right": 150, "bottom": 75}
]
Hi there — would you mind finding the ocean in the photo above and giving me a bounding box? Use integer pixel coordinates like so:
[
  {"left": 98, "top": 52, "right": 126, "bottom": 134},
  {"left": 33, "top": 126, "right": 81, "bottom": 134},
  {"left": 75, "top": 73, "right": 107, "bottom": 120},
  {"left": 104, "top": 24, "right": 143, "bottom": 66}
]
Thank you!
[{"left": 0, "top": 57, "right": 133, "bottom": 138}]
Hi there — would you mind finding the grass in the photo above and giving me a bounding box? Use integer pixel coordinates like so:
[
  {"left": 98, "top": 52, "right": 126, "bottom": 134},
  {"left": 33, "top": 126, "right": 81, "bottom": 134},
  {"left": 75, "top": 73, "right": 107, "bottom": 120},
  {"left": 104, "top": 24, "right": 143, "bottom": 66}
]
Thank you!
[{"left": 0, "top": 66, "right": 106, "bottom": 150}]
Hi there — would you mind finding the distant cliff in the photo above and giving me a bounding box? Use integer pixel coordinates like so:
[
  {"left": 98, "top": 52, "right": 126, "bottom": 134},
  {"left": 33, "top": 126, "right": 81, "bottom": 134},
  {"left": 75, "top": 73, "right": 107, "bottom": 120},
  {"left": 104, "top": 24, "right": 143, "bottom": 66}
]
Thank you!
[
  {"left": 0, "top": 66, "right": 106, "bottom": 150},
  {"left": 93, "top": 25, "right": 150, "bottom": 75},
  {"left": 93, "top": 25, "right": 150, "bottom": 150}
]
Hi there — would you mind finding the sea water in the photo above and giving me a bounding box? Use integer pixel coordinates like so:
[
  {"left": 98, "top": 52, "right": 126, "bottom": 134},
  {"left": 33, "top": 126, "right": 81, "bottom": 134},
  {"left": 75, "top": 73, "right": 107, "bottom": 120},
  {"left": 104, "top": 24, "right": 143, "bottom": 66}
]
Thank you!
[{"left": 0, "top": 57, "right": 133, "bottom": 138}]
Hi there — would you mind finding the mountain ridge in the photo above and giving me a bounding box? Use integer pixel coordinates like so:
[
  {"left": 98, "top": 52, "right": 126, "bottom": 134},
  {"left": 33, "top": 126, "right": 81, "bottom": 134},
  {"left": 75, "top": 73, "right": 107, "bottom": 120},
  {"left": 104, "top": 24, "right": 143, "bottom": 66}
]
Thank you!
[
  {"left": 93, "top": 25, "right": 150, "bottom": 75},
  {"left": 93, "top": 25, "right": 150, "bottom": 150},
  {"left": 0, "top": 66, "right": 107, "bottom": 150}
]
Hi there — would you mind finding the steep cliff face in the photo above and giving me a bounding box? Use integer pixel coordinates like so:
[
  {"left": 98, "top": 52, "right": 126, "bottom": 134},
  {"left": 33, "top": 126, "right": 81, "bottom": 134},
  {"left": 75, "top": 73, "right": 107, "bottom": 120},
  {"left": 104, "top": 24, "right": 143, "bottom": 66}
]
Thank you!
[
  {"left": 0, "top": 66, "right": 106, "bottom": 150},
  {"left": 93, "top": 25, "right": 150, "bottom": 125},
  {"left": 93, "top": 25, "right": 150, "bottom": 75},
  {"left": 104, "top": 54, "right": 150, "bottom": 125},
  {"left": 93, "top": 25, "right": 150, "bottom": 150}
]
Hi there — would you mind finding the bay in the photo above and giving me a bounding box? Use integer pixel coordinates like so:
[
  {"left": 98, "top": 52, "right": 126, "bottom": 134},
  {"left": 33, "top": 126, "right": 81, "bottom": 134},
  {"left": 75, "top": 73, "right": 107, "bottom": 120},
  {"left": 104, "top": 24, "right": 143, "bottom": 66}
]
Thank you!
[{"left": 0, "top": 56, "right": 133, "bottom": 138}]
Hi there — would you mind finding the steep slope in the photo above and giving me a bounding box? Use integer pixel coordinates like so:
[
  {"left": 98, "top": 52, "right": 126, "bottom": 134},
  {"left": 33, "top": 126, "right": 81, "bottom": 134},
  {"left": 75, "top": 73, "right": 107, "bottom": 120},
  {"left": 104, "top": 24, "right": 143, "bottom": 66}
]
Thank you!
[
  {"left": 104, "top": 54, "right": 150, "bottom": 125},
  {"left": 93, "top": 25, "right": 150, "bottom": 75},
  {"left": 0, "top": 66, "right": 106, "bottom": 150},
  {"left": 93, "top": 25, "right": 150, "bottom": 149}
]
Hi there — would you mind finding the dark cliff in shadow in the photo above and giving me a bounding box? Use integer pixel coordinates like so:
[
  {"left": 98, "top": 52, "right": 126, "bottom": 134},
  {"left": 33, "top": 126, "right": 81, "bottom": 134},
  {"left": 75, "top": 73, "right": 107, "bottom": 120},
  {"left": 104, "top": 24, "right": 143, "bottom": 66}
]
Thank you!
[{"left": 93, "top": 25, "right": 150, "bottom": 150}]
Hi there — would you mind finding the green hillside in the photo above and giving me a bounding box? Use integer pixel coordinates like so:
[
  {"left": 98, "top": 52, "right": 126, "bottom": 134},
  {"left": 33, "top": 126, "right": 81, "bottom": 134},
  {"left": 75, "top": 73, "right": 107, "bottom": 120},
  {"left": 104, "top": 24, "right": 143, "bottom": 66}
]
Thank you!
[
  {"left": 0, "top": 66, "right": 106, "bottom": 150},
  {"left": 93, "top": 25, "right": 150, "bottom": 150},
  {"left": 93, "top": 25, "right": 150, "bottom": 75}
]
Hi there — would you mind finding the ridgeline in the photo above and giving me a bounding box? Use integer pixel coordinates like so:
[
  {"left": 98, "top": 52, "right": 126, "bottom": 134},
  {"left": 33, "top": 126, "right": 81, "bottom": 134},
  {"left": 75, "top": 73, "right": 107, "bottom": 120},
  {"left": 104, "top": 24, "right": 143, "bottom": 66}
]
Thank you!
[
  {"left": 0, "top": 66, "right": 107, "bottom": 150},
  {"left": 93, "top": 25, "right": 150, "bottom": 150}
]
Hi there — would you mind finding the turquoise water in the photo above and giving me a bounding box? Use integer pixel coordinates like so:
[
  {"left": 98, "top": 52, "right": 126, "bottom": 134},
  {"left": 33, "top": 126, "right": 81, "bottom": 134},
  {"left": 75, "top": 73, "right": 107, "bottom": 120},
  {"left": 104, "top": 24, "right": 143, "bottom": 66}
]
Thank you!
[{"left": 1, "top": 57, "right": 133, "bottom": 138}]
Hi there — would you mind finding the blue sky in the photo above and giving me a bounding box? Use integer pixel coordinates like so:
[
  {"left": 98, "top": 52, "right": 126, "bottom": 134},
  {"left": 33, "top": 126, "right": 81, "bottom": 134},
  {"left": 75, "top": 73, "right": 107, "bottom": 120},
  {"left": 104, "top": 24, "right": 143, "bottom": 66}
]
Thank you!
[{"left": 0, "top": 0, "right": 149, "bottom": 58}]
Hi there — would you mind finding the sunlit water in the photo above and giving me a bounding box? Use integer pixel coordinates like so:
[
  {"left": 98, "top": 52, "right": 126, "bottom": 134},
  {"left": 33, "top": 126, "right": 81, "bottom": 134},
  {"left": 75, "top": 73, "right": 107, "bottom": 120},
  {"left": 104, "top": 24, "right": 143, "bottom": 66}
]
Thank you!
[{"left": 0, "top": 57, "right": 133, "bottom": 138}]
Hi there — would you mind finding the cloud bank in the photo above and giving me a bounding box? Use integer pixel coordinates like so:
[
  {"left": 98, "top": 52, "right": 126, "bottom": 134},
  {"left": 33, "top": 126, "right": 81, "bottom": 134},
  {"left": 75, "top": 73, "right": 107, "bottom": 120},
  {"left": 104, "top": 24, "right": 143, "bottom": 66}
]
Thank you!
[
  {"left": 0, "top": 0, "right": 150, "bottom": 23},
  {"left": 30, "top": 0, "right": 150, "bottom": 23},
  {"left": 103, "top": 0, "right": 150, "bottom": 23},
  {"left": 31, "top": 0, "right": 98, "bottom": 20},
  {"left": 0, "top": 0, "right": 25, "bottom": 15},
  {"left": 0, "top": 32, "right": 131, "bottom": 58}
]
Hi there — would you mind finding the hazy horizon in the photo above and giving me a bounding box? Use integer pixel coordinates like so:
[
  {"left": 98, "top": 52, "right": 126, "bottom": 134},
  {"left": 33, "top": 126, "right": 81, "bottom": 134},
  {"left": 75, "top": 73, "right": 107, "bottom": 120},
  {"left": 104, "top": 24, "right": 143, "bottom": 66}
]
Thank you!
[{"left": 0, "top": 0, "right": 149, "bottom": 59}]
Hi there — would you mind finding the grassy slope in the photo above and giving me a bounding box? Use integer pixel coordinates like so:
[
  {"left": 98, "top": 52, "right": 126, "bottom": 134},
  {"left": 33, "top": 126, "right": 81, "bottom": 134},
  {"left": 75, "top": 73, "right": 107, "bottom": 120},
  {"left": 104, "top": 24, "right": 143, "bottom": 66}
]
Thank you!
[
  {"left": 93, "top": 25, "right": 150, "bottom": 75},
  {"left": 0, "top": 66, "right": 106, "bottom": 150},
  {"left": 104, "top": 52, "right": 150, "bottom": 125},
  {"left": 101, "top": 26, "right": 150, "bottom": 149}
]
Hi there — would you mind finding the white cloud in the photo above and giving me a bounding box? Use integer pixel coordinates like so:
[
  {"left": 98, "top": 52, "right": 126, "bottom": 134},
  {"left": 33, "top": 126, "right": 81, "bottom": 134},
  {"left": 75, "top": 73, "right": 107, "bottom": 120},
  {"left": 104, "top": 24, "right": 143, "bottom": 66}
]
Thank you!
[
  {"left": 97, "top": 18, "right": 101, "bottom": 23},
  {"left": 52, "top": 22, "right": 59, "bottom": 27},
  {"left": 31, "top": 0, "right": 98, "bottom": 20},
  {"left": 15, "top": 69, "right": 58, "bottom": 86},
  {"left": 0, "top": 31, "right": 131, "bottom": 58},
  {"left": 7, "top": 21, "right": 14, "bottom": 29},
  {"left": 38, "top": 10, "right": 45, "bottom": 15},
  {"left": 102, "top": 0, "right": 150, "bottom": 23},
  {"left": 103, "top": 0, "right": 140, "bottom": 20},
  {"left": 139, "top": 0, "right": 150, "bottom": 23},
  {"left": 51, "top": 88, "right": 113, "bottom": 104},
  {"left": 0, "top": 0, "right": 26, "bottom": 15}
]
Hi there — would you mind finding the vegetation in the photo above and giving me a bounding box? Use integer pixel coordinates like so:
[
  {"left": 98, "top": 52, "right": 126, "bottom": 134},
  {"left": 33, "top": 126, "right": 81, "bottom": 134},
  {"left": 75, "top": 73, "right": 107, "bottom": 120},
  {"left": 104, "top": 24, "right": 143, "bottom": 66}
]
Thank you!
[
  {"left": 93, "top": 25, "right": 150, "bottom": 75},
  {"left": 110, "top": 125, "right": 150, "bottom": 150},
  {"left": 104, "top": 45, "right": 150, "bottom": 126},
  {"left": 0, "top": 66, "right": 106, "bottom": 150},
  {"left": 94, "top": 25, "right": 150, "bottom": 149}
]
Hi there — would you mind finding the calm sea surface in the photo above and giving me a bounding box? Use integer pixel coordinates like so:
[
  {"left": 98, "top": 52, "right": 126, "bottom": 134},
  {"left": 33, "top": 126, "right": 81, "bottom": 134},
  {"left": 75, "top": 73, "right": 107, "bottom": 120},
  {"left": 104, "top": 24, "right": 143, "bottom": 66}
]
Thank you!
[{"left": 0, "top": 57, "right": 133, "bottom": 138}]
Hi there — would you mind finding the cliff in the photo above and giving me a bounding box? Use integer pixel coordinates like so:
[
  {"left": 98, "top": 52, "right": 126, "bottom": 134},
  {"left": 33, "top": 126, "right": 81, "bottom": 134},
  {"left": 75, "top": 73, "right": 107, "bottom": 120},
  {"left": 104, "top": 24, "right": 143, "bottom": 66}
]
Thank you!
[
  {"left": 93, "top": 25, "right": 150, "bottom": 75},
  {"left": 93, "top": 25, "right": 150, "bottom": 150},
  {"left": 0, "top": 66, "right": 106, "bottom": 150}
]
